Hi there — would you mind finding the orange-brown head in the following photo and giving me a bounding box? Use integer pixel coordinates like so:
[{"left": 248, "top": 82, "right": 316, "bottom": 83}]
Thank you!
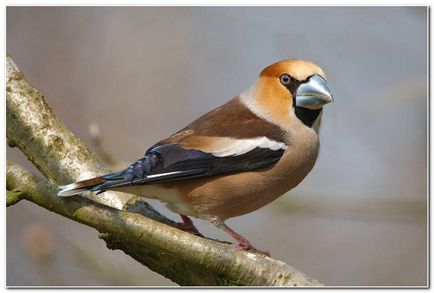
[
  {"left": 240, "top": 59, "right": 333, "bottom": 129},
  {"left": 260, "top": 59, "right": 326, "bottom": 81}
]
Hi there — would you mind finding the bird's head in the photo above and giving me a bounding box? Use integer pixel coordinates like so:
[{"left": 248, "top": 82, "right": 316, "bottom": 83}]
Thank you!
[{"left": 242, "top": 59, "right": 333, "bottom": 129}]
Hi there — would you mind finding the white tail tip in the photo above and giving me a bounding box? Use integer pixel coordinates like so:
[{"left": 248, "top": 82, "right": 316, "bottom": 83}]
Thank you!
[{"left": 57, "top": 182, "right": 86, "bottom": 197}]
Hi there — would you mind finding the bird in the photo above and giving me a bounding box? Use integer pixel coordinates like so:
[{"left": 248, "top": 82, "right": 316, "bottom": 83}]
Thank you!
[{"left": 58, "top": 59, "right": 333, "bottom": 256}]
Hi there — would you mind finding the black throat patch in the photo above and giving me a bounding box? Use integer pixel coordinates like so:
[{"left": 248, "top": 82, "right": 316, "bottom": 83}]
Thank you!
[
  {"left": 282, "top": 76, "right": 322, "bottom": 128},
  {"left": 294, "top": 107, "right": 322, "bottom": 128}
]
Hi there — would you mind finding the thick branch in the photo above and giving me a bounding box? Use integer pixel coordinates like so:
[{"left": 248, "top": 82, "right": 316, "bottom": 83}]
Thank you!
[
  {"left": 7, "top": 162, "right": 320, "bottom": 286},
  {"left": 6, "top": 57, "right": 135, "bottom": 210},
  {"left": 6, "top": 55, "right": 321, "bottom": 286}
]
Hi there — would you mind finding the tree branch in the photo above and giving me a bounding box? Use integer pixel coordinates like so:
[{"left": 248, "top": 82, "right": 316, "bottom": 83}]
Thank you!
[{"left": 6, "top": 55, "right": 321, "bottom": 286}]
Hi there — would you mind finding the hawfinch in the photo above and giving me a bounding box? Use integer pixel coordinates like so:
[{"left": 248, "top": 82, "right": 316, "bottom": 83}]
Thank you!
[{"left": 58, "top": 59, "right": 333, "bottom": 255}]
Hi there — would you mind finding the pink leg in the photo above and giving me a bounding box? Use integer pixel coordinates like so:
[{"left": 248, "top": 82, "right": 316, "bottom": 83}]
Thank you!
[
  {"left": 175, "top": 214, "right": 203, "bottom": 237},
  {"left": 221, "top": 223, "right": 270, "bottom": 256}
]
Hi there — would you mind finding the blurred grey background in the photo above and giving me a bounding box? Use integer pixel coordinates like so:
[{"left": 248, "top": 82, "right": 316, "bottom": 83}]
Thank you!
[{"left": 6, "top": 6, "right": 427, "bottom": 286}]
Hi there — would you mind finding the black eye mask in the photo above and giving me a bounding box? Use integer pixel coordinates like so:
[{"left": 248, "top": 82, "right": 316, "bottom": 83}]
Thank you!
[{"left": 280, "top": 74, "right": 322, "bottom": 128}]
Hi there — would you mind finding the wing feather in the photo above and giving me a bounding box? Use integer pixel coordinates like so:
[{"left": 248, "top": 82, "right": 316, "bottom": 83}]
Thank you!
[
  {"left": 58, "top": 97, "right": 289, "bottom": 196},
  {"left": 91, "top": 138, "right": 285, "bottom": 192}
]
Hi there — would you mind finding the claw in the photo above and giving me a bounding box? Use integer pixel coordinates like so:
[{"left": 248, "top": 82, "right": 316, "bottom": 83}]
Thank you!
[
  {"left": 221, "top": 222, "right": 270, "bottom": 256},
  {"left": 175, "top": 214, "right": 203, "bottom": 237},
  {"left": 231, "top": 242, "right": 271, "bottom": 257}
]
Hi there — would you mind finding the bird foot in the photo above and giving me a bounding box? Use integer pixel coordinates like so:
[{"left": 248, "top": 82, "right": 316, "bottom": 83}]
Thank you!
[
  {"left": 175, "top": 214, "right": 203, "bottom": 237},
  {"left": 220, "top": 222, "right": 271, "bottom": 256},
  {"left": 231, "top": 241, "right": 271, "bottom": 257}
]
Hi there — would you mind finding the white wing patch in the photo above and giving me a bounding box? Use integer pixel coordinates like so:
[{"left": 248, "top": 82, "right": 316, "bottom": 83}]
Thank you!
[{"left": 210, "top": 137, "right": 287, "bottom": 157}]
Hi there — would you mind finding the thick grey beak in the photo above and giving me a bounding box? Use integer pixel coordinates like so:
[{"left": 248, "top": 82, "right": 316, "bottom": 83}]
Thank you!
[{"left": 296, "top": 74, "right": 334, "bottom": 110}]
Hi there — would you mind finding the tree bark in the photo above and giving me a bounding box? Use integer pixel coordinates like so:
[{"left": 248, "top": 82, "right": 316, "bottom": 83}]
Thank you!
[{"left": 6, "top": 55, "right": 321, "bottom": 286}]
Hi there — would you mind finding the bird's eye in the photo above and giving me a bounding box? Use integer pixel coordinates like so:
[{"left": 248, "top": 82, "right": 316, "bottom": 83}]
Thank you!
[{"left": 279, "top": 74, "right": 291, "bottom": 86}]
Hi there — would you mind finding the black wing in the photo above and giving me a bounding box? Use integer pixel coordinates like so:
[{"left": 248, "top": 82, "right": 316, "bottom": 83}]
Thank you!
[{"left": 90, "top": 143, "right": 284, "bottom": 192}]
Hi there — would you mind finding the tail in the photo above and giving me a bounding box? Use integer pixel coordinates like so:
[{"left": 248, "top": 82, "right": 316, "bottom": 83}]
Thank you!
[
  {"left": 57, "top": 149, "right": 202, "bottom": 197},
  {"left": 57, "top": 153, "right": 160, "bottom": 196},
  {"left": 58, "top": 150, "right": 164, "bottom": 197},
  {"left": 57, "top": 171, "right": 126, "bottom": 197}
]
